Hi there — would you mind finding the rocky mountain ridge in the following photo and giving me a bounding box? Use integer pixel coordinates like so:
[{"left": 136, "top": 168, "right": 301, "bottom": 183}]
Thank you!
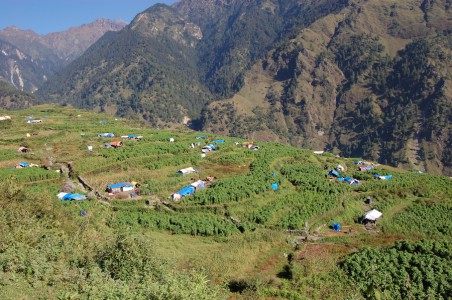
[{"left": 0, "top": 19, "right": 126, "bottom": 92}]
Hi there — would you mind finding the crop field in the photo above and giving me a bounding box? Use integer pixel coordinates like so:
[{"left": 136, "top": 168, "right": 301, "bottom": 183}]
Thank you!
[{"left": 0, "top": 105, "right": 450, "bottom": 299}]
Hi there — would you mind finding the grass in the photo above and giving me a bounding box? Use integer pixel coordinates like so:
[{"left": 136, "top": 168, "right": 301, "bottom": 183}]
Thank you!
[{"left": 0, "top": 104, "right": 450, "bottom": 299}]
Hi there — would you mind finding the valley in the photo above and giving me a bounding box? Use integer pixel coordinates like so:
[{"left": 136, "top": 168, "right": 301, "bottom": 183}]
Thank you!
[{"left": 0, "top": 105, "right": 450, "bottom": 299}]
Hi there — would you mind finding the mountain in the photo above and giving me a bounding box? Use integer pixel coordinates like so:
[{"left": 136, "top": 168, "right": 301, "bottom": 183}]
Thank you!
[
  {"left": 0, "top": 19, "right": 126, "bottom": 92},
  {"left": 0, "top": 39, "right": 47, "bottom": 92},
  {"left": 36, "top": 0, "right": 452, "bottom": 175},
  {"left": 200, "top": 0, "right": 452, "bottom": 175}
]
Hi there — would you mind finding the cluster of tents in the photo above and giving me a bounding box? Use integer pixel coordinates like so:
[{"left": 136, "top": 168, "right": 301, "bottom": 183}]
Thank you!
[
  {"left": 328, "top": 169, "right": 360, "bottom": 185},
  {"left": 328, "top": 165, "right": 393, "bottom": 185}
]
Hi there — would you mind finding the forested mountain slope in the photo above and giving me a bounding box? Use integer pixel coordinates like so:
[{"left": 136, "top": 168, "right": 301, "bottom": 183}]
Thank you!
[
  {"left": 200, "top": 0, "right": 452, "bottom": 175},
  {"left": 36, "top": 0, "right": 452, "bottom": 175}
]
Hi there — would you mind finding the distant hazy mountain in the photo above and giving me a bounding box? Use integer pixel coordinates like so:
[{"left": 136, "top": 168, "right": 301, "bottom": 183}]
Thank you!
[
  {"left": 36, "top": 0, "right": 451, "bottom": 175},
  {"left": 0, "top": 19, "right": 126, "bottom": 92}
]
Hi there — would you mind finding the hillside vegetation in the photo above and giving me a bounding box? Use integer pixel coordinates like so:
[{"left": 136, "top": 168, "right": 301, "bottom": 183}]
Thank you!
[
  {"left": 0, "top": 105, "right": 450, "bottom": 299},
  {"left": 0, "top": 80, "right": 35, "bottom": 109},
  {"left": 34, "top": 0, "right": 452, "bottom": 176}
]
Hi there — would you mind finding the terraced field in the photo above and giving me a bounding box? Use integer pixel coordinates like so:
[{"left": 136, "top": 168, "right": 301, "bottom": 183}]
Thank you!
[{"left": 0, "top": 105, "right": 450, "bottom": 299}]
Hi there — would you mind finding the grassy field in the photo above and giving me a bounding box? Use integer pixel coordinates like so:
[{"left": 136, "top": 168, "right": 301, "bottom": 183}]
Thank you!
[{"left": 0, "top": 105, "right": 450, "bottom": 299}]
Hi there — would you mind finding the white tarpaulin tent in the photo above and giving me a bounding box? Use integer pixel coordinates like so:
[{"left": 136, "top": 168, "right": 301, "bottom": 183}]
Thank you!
[
  {"left": 363, "top": 209, "right": 383, "bottom": 221},
  {"left": 177, "top": 167, "right": 196, "bottom": 175}
]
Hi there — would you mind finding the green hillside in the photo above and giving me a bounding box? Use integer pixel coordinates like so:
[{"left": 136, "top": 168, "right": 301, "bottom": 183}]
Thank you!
[
  {"left": 0, "top": 105, "right": 450, "bottom": 299},
  {"left": 0, "top": 80, "right": 35, "bottom": 109}
]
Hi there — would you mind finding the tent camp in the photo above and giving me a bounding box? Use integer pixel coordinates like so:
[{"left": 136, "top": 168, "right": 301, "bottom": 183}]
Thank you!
[
  {"left": 177, "top": 167, "right": 196, "bottom": 175},
  {"left": 363, "top": 209, "right": 382, "bottom": 222}
]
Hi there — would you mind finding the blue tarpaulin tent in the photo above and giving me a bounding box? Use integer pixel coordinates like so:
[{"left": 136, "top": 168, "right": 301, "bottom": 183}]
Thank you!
[
  {"left": 271, "top": 183, "right": 279, "bottom": 191},
  {"left": 214, "top": 139, "right": 225, "bottom": 143},
  {"left": 177, "top": 185, "right": 196, "bottom": 197},
  {"left": 333, "top": 223, "right": 341, "bottom": 232},
  {"left": 374, "top": 174, "right": 393, "bottom": 180},
  {"left": 62, "top": 193, "right": 86, "bottom": 201},
  {"left": 19, "top": 162, "right": 28, "bottom": 167},
  {"left": 328, "top": 169, "right": 340, "bottom": 177},
  {"left": 57, "top": 193, "right": 86, "bottom": 201}
]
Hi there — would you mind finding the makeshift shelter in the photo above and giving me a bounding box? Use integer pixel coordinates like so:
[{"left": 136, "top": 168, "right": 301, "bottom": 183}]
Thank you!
[
  {"left": 313, "top": 151, "right": 324, "bottom": 155},
  {"left": 344, "top": 177, "right": 359, "bottom": 185},
  {"left": 328, "top": 169, "right": 340, "bottom": 177},
  {"left": 15, "top": 162, "right": 29, "bottom": 168},
  {"left": 57, "top": 192, "right": 86, "bottom": 201},
  {"left": 363, "top": 209, "right": 382, "bottom": 222},
  {"left": 196, "top": 136, "right": 207, "bottom": 139},
  {"left": 17, "top": 147, "right": 29, "bottom": 153},
  {"left": 333, "top": 223, "right": 341, "bottom": 232},
  {"left": 98, "top": 133, "right": 115, "bottom": 138},
  {"left": 202, "top": 144, "right": 216, "bottom": 152},
  {"left": 106, "top": 182, "right": 134, "bottom": 193},
  {"left": 190, "top": 180, "right": 205, "bottom": 189},
  {"left": 271, "top": 183, "right": 279, "bottom": 191},
  {"left": 110, "top": 141, "right": 123, "bottom": 148},
  {"left": 177, "top": 185, "right": 195, "bottom": 197},
  {"left": 169, "top": 138, "right": 175, "bottom": 142},
  {"left": 337, "top": 164, "right": 345, "bottom": 172},
  {"left": 27, "top": 119, "right": 43, "bottom": 123},
  {"left": 0, "top": 116, "right": 11, "bottom": 121},
  {"left": 374, "top": 174, "right": 393, "bottom": 180},
  {"left": 177, "top": 167, "right": 196, "bottom": 175},
  {"left": 214, "top": 139, "right": 225, "bottom": 144}
]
